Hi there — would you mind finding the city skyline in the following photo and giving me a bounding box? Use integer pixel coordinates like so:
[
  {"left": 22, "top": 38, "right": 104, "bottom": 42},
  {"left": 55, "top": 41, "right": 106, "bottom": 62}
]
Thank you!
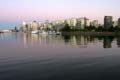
[{"left": 0, "top": 0, "right": 120, "bottom": 29}]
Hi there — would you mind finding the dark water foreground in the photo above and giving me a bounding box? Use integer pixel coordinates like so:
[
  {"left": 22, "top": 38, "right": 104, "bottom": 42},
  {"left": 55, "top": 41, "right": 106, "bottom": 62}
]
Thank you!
[{"left": 0, "top": 32, "right": 120, "bottom": 80}]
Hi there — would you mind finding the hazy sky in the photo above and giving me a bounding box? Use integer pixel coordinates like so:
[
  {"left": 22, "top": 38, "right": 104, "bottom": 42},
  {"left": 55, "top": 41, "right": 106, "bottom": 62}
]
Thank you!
[{"left": 0, "top": 0, "right": 120, "bottom": 29}]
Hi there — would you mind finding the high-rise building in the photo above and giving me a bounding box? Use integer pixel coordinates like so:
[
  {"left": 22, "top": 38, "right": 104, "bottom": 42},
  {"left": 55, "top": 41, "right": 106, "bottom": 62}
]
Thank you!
[
  {"left": 64, "top": 19, "right": 70, "bottom": 25},
  {"left": 22, "top": 22, "right": 31, "bottom": 32},
  {"left": 104, "top": 16, "right": 113, "bottom": 29},
  {"left": 91, "top": 20, "right": 99, "bottom": 28},
  {"left": 86, "top": 19, "right": 90, "bottom": 27},
  {"left": 31, "top": 21, "right": 39, "bottom": 31},
  {"left": 70, "top": 18, "right": 77, "bottom": 27},
  {"left": 113, "top": 21, "right": 118, "bottom": 28},
  {"left": 76, "top": 17, "right": 88, "bottom": 30},
  {"left": 118, "top": 18, "right": 120, "bottom": 28},
  {"left": 80, "top": 18, "right": 85, "bottom": 30}
]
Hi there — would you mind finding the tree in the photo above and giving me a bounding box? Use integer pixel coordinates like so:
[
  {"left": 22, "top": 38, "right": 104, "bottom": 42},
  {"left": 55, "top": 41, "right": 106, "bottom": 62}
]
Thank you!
[{"left": 61, "top": 24, "right": 71, "bottom": 31}]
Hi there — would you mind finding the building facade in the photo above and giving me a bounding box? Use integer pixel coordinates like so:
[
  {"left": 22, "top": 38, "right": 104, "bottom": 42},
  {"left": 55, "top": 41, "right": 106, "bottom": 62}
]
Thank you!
[
  {"left": 31, "top": 21, "right": 39, "bottom": 31},
  {"left": 22, "top": 22, "right": 31, "bottom": 32},
  {"left": 91, "top": 20, "right": 99, "bottom": 28},
  {"left": 104, "top": 16, "right": 113, "bottom": 29},
  {"left": 113, "top": 21, "right": 118, "bottom": 28},
  {"left": 118, "top": 18, "right": 120, "bottom": 28},
  {"left": 76, "top": 17, "right": 87, "bottom": 30}
]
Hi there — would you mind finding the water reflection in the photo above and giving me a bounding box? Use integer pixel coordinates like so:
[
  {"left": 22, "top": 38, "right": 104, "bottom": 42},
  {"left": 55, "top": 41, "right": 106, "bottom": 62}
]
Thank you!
[
  {"left": 117, "top": 36, "right": 120, "bottom": 48},
  {"left": 103, "top": 36, "right": 114, "bottom": 48},
  {"left": 0, "top": 32, "right": 120, "bottom": 48},
  {"left": 62, "top": 35, "right": 115, "bottom": 48},
  {"left": 20, "top": 33, "right": 40, "bottom": 46}
]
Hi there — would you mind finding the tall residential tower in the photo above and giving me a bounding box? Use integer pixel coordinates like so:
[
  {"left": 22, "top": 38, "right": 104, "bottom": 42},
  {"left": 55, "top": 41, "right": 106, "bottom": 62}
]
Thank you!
[
  {"left": 118, "top": 18, "right": 120, "bottom": 28},
  {"left": 104, "top": 16, "right": 113, "bottom": 29}
]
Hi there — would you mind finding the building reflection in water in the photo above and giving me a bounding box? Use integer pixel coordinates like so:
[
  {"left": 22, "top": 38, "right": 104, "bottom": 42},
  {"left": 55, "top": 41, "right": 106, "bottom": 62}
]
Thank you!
[
  {"left": 20, "top": 33, "right": 39, "bottom": 46},
  {"left": 4, "top": 32, "right": 120, "bottom": 49},
  {"left": 62, "top": 35, "right": 98, "bottom": 48},
  {"left": 117, "top": 36, "right": 120, "bottom": 48},
  {"left": 20, "top": 33, "right": 65, "bottom": 47},
  {"left": 103, "top": 36, "right": 114, "bottom": 48},
  {"left": 62, "top": 35, "right": 119, "bottom": 49}
]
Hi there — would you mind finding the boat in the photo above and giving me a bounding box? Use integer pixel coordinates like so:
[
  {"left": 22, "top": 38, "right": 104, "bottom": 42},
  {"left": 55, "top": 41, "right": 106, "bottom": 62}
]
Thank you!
[
  {"left": 39, "top": 31, "right": 48, "bottom": 35},
  {"left": 56, "top": 31, "right": 61, "bottom": 35},
  {"left": 48, "top": 31, "right": 56, "bottom": 35},
  {"left": 31, "top": 30, "right": 39, "bottom": 34},
  {"left": 48, "top": 31, "right": 61, "bottom": 35}
]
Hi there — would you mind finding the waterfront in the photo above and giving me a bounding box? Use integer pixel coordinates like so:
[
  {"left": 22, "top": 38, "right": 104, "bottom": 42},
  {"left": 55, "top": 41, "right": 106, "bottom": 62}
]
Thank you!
[{"left": 0, "top": 32, "right": 120, "bottom": 80}]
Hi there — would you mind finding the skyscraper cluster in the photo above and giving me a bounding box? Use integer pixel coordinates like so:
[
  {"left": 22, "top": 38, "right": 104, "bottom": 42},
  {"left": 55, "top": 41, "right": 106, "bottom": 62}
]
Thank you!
[
  {"left": 20, "top": 16, "right": 120, "bottom": 32},
  {"left": 104, "top": 16, "right": 120, "bottom": 29},
  {"left": 20, "top": 17, "right": 99, "bottom": 32},
  {"left": 21, "top": 21, "right": 39, "bottom": 32}
]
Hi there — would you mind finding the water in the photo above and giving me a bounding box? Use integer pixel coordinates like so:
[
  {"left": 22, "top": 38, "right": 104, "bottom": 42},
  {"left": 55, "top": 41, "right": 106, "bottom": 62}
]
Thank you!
[{"left": 0, "top": 32, "right": 120, "bottom": 80}]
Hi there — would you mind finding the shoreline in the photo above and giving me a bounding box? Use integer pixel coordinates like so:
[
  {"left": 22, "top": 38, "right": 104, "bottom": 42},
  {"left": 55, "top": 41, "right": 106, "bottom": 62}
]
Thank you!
[
  {"left": 1, "top": 31, "right": 120, "bottom": 36},
  {"left": 0, "top": 31, "right": 4, "bottom": 33},
  {"left": 62, "top": 31, "right": 120, "bottom": 36}
]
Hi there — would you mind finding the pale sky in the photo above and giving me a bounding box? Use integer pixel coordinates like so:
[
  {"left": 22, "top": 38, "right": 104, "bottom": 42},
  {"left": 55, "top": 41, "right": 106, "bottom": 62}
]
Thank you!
[{"left": 0, "top": 0, "right": 120, "bottom": 29}]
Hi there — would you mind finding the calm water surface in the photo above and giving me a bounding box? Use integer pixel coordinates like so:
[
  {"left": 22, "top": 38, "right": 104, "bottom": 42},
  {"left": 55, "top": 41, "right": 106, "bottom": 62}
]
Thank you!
[{"left": 0, "top": 32, "right": 120, "bottom": 80}]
